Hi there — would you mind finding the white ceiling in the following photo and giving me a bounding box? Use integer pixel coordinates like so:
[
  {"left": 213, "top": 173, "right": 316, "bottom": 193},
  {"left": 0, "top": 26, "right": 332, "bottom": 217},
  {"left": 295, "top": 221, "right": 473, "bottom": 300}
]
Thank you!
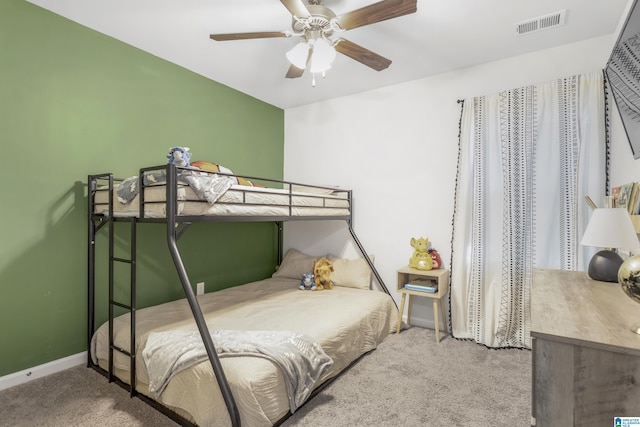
[{"left": 27, "top": 0, "right": 631, "bottom": 109}]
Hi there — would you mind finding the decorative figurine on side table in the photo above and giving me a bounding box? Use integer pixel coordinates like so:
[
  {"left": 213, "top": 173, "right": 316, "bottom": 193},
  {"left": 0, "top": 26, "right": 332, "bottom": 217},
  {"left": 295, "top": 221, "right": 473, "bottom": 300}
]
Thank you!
[
  {"left": 409, "top": 237, "right": 433, "bottom": 270},
  {"left": 409, "top": 236, "right": 443, "bottom": 270}
]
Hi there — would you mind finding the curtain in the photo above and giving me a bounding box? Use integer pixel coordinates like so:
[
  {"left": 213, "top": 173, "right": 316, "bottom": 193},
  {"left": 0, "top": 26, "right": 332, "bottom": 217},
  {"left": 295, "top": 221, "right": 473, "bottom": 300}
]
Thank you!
[{"left": 450, "top": 71, "right": 607, "bottom": 349}]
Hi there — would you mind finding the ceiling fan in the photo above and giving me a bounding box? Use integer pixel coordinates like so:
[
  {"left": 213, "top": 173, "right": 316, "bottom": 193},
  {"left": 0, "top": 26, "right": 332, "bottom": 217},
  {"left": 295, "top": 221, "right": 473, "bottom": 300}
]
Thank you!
[{"left": 209, "top": 0, "right": 417, "bottom": 83}]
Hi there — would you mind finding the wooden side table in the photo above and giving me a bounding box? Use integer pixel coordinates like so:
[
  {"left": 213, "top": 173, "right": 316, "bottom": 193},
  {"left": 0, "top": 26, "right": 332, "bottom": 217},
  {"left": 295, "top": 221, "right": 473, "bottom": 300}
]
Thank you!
[{"left": 396, "top": 266, "right": 450, "bottom": 343}]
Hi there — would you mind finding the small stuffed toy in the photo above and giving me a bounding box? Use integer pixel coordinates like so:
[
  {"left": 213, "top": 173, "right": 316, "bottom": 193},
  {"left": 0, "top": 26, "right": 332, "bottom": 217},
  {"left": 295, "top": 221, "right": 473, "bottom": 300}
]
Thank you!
[
  {"left": 299, "top": 273, "right": 317, "bottom": 291},
  {"left": 409, "top": 236, "right": 433, "bottom": 271},
  {"left": 167, "top": 146, "right": 191, "bottom": 167},
  {"left": 313, "top": 258, "right": 334, "bottom": 290},
  {"left": 429, "top": 248, "right": 443, "bottom": 269}
]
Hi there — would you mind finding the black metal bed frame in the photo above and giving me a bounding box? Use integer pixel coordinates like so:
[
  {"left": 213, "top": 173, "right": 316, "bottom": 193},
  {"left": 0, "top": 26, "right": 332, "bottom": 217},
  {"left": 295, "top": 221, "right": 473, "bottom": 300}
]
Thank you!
[{"left": 87, "top": 163, "right": 393, "bottom": 427}]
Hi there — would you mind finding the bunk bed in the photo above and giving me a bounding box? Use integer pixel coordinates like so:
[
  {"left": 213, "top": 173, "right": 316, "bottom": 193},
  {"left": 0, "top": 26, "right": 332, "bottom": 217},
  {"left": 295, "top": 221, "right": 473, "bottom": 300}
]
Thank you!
[{"left": 87, "top": 163, "right": 398, "bottom": 427}]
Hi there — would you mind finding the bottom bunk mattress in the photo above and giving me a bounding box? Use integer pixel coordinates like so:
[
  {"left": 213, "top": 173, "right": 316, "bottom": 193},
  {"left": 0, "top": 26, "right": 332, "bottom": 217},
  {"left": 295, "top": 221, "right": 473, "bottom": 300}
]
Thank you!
[{"left": 90, "top": 277, "right": 397, "bottom": 426}]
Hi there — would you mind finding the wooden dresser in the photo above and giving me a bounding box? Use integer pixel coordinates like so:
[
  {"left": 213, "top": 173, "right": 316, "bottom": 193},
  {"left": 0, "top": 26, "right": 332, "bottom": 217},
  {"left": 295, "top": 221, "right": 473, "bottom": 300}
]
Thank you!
[{"left": 531, "top": 269, "right": 640, "bottom": 426}]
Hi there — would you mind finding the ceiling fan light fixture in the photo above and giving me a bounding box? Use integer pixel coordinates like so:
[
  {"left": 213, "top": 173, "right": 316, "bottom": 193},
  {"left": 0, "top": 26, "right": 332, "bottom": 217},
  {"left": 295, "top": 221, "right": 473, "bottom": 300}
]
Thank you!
[
  {"left": 309, "top": 37, "right": 336, "bottom": 74},
  {"left": 286, "top": 42, "right": 310, "bottom": 69}
]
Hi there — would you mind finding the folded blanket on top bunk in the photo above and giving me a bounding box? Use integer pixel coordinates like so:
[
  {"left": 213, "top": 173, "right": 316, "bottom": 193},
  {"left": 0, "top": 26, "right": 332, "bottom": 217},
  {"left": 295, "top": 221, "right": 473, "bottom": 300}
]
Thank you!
[
  {"left": 143, "top": 329, "right": 333, "bottom": 413},
  {"left": 118, "top": 171, "right": 235, "bottom": 205}
]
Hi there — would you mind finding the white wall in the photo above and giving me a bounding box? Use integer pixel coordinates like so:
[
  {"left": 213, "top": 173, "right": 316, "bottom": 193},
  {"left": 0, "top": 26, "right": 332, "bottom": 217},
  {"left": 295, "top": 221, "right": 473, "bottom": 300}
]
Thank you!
[{"left": 283, "top": 34, "right": 639, "bottom": 328}]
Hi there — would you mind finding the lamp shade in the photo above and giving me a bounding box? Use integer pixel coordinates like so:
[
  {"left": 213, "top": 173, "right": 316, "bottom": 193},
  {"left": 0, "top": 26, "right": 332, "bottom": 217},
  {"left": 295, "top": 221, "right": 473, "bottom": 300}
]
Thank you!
[
  {"left": 286, "top": 42, "right": 310, "bottom": 69},
  {"left": 580, "top": 208, "right": 640, "bottom": 250},
  {"left": 309, "top": 38, "right": 336, "bottom": 74}
]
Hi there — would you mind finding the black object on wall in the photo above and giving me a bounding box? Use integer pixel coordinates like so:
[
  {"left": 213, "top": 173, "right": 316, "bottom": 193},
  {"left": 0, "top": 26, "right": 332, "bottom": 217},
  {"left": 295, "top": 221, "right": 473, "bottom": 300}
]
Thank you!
[{"left": 607, "top": 0, "right": 640, "bottom": 159}]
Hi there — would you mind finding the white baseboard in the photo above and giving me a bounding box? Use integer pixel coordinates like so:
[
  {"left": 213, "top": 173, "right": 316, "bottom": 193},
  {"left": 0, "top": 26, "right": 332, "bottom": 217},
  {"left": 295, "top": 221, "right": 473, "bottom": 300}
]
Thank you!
[
  {"left": 402, "top": 314, "right": 432, "bottom": 329},
  {"left": 400, "top": 313, "right": 449, "bottom": 331},
  {"left": 0, "top": 352, "right": 87, "bottom": 391},
  {"left": 400, "top": 297, "right": 450, "bottom": 331}
]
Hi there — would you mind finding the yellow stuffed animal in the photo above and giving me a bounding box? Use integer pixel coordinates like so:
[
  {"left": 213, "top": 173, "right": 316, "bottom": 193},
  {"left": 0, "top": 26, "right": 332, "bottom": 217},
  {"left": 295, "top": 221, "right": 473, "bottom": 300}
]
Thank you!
[
  {"left": 313, "top": 258, "right": 334, "bottom": 290},
  {"left": 409, "top": 237, "right": 433, "bottom": 271}
]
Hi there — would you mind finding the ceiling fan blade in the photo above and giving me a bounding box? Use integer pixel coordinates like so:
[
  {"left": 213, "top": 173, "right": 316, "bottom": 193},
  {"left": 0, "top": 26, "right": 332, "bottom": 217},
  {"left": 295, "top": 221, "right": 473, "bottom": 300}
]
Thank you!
[
  {"left": 280, "top": 0, "right": 311, "bottom": 19},
  {"left": 334, "top": 38, "right": 392, "bottom": 71},
  {"left": 335, "top": 0, "right": 417, "bottom": 30},
  {"left": 285, "top": 64, "right": 305, "bottom": 79},
  {"left": 210, "top": 31, "right": 288, "bottom": 41}
]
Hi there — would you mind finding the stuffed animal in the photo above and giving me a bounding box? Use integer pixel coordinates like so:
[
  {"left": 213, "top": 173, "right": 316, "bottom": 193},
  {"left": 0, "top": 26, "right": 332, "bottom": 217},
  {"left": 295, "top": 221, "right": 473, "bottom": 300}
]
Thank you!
[
  {"left": 429, "top": 248, "right": 443, "bottom": 269},
  {"left": 299, "top": 273, "right": 317, "bottom": 291},
  {"left": 167, "top": 147, "right": 191, "bottom": 167},
  {"left": 313, "top": 257, "right": 334, "bottom": 290},
  {"left": 409, "top": 236, "right": 433, "bottom": 271}
]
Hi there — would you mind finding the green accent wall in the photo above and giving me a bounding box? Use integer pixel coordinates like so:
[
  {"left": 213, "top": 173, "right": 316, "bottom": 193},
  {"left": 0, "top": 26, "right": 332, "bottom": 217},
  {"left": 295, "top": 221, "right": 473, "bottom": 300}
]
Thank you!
[{"left": 0, "top": 1, "right": 284, "bottom": 376}]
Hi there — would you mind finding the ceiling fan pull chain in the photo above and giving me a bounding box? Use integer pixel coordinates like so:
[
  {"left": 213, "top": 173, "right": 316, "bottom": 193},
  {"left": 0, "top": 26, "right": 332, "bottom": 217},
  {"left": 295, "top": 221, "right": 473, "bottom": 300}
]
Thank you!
[{"left": 312, "top": 73, "right": 316, "bottom": 87}]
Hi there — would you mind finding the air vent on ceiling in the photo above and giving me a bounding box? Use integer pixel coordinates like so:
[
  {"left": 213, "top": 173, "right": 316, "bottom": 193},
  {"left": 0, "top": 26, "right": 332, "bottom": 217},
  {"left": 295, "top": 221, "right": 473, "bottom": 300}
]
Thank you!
[{"left": 514, "top": 10, "right": 566, "bottom": 36}]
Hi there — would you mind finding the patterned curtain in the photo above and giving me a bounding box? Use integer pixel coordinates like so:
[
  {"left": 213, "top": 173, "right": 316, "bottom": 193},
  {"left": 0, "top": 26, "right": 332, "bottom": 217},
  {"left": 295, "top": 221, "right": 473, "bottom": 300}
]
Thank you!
[{"left": 450, "top": 71, "right": 607, "bottom": 348}]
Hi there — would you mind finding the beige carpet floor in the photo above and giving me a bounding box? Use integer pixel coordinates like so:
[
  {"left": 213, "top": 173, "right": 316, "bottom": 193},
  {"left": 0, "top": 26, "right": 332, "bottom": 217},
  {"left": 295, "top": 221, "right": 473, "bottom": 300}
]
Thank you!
[{"left": 0, "top": 327, "right": 531, "bottom": 427}]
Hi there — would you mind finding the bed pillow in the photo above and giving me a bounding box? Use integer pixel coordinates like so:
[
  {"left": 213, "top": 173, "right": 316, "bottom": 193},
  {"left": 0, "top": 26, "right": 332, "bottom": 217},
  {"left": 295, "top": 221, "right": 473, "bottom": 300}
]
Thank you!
[
  {"left": 272, "top": 249, "right": 317, "bottom": 279},
  {"left": 327, "top": 255, "right": 374, "bottom": 290},
  {"left": 191, "top": 160, "right": 265, "bottom": 187},
  {"left": 191, "top": 160, "right": 234, "bottom": 175}
]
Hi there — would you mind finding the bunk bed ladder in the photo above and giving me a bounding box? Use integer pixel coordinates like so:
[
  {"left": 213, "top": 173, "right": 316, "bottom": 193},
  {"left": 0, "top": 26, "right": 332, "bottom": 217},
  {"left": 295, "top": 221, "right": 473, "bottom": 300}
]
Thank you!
[
  {"left": 87, "top": 174, "right": 108, "bottom": 367},
  {"left": 107, "top": 207, "right": 138, "bottom": 397},
  {"left": 165, "top": 164, "right": 242, "bottom": 427}
]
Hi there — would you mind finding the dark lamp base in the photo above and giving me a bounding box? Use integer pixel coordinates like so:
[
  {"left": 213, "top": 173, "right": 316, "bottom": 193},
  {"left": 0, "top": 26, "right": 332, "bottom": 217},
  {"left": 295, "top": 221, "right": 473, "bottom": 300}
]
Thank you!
[{"left": 587, "top": 250, "right": 624, "bottom": 282}]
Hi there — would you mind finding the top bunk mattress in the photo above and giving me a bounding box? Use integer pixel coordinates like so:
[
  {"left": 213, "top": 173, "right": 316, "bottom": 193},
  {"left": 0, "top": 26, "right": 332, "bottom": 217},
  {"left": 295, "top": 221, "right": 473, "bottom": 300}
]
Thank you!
[{"left": 92, "top": 176, "right": 351, "bottom": 219}]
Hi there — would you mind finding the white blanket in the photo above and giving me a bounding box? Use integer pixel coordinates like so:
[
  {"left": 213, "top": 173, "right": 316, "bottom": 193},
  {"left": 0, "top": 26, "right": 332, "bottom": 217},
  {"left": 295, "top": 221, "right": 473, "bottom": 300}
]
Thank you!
[{"left": 142, "top": 329, "right": 333, "bottom": 413}]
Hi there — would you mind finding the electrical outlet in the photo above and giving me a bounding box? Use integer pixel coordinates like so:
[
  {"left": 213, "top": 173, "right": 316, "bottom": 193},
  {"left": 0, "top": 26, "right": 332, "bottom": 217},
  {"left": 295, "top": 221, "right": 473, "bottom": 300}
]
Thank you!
[{"left": 196, "top": 282, "right": 205, "bottom": 296}]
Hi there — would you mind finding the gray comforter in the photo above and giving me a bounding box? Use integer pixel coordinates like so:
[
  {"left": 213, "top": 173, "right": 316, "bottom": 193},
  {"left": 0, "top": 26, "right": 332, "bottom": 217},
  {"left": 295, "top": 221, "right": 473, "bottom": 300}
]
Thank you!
[
  {"left": 117, "top": 171, "right": 235, "bottom": 205},
  {"left": 142, "top": 329, "right": 333, "bottom": 413}
]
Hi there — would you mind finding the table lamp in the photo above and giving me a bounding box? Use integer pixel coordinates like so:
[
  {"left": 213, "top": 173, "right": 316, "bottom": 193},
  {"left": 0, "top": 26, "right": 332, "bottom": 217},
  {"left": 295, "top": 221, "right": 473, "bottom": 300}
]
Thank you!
[{"left": 580, "top": 208, "right": 640, "bottom": 282}]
